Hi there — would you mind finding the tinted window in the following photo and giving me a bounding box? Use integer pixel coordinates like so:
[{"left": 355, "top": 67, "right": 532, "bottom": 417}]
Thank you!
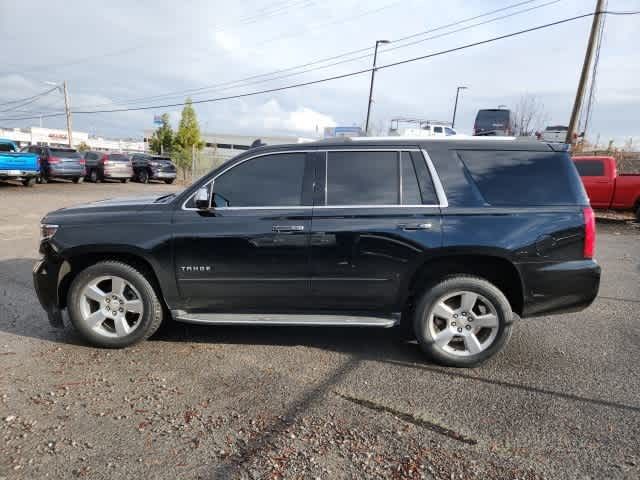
[
  {"left": 445, "top": 127, "right": 455, "bottom": 136},
  {"left": 475, "top": 110, "right": 510, "bottom": 130},
  {"left": 327, "top": 151, "right": 398, "bottom": 205},
  {"left": 458, "top": 150, "right": 580, "bottom": 206},
  {"left": 50, "top": 148, "right": 81, "bottom": 159},
  {"left": 575, "top": 160, "right": 604, "bottom": 176},
  {"left": 213, "top": 153, "right": 306, "bottom": 207},
  {"left": 401, "top": 152, "right": 422, "bottom": 205},
  {"left": 409, "top": 151, "right": 439, "bottom": 204},
  {"left": 0, "top": 143, "right": 14, "bottom": 152},
  {"left": 109, "top": 153, "right": 129, "bottom": 162},
  {"left": 433, "top": 126, "right": 443, "bottom": 134}
]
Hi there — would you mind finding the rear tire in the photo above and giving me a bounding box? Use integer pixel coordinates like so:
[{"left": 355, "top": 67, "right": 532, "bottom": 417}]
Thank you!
[
  {"left": 138, "top": 169, "right": 149, "bottom": 184},
  {"left": 413, "top": 276, "right": 514, "bottom": 368},
  {"left": 67, "top": 261, "right": 163, "bottom": 348},
  {"left": 39, "top": 173, "right": 48, "bottom": 184},
  {"left": 73, "top": 177, "right": 83, "bottom": 184},
  {"left": 120, "top": 178, "right": 130, "bottom": 184},
  {"left": 635, "top": 205, "right": 640, "bottom": 223},
  {"left": 89, "top": 169, "right": 99, "bottom": 183},
  {"left": 22, "top": 177, "right": 36, "bottom": 187},
  {"left": 164, "top": 179, "right": 175, "bottom": 185}
]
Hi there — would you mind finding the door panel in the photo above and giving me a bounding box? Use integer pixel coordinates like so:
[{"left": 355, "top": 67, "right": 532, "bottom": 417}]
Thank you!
[{"left": 172, "top": 208, "right": 311, "bottom": 311}]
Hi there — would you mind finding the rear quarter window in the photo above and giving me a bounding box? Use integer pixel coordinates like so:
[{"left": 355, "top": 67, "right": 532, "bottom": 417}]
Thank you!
[
  {"left": 574, "top": 160, "right": 604, "bottom": 176},
  {"left": 457, "top": 150, "right": 586, "bottom": 206}
]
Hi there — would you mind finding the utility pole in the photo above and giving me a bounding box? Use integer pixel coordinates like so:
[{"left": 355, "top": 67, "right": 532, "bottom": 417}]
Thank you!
[
  {"left": 566, "top": 0, "right": 605, "bottom": 145},
  {"left": 62, "top": 81, "right": 73, "bottom": 148},
  {"left": 451, "top": 86, "right": 468, "bottom": 129},
  {"left": 364, "top": 39, "right": 390, "bottom": 135}
]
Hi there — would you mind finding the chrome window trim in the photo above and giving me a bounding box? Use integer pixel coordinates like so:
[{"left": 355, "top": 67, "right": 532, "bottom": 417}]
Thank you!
[
  {"left": 420, "top": 148, "right": 449, "bottom": 208},
  {"left": 181, "top": 147, "right": 447, "bottom": 211}
]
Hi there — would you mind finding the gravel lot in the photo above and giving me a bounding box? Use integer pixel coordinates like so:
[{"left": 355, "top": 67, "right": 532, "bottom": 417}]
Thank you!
[{"left": 1, "top": 180, "right": 639, "bottom": 479}]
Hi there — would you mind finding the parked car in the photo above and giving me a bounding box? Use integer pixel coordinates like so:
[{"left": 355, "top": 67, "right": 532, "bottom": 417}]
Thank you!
[
  {"left": 0, "top": 139, "right": 40, "bottom": 187},
  {"left": 395, "top": 124, "right": 457, "bottom": 137},
  {"left": 541, "top": 125, "right": 568, "bottom": 143},
  {"left": 34, "top": 137, "right": 600, "bottom": 367},
  {"left": 130, "top": 154, "right": 177, "bottom": 184},
  {"left": 84, "top": 151, "right": 133, "bottom": 183},
  {"left": 573, "top": 155, "right": 640, "bottom": 221},
  {"left": 473, "top": 109, "right": 514, "bottom": 136},
  {"left": 27, "top": 145, "right": 85, "bottom": 183}
]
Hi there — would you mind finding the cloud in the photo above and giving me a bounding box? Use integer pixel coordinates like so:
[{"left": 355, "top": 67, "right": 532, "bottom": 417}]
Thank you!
[{"left": 235, "top": 99, "right": 336, "bottom": 134}]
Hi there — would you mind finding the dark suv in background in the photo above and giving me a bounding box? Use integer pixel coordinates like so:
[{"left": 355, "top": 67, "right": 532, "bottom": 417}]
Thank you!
[
  {"left": 27, "top": 145, "right": 85, "bottom": 183},
  {"left": 33, "top": 138, "right": 600, "bottom": 367},
  {"left": 130, "top": 153, "right": 177, "bottom": 184},
  {"left": 84, "top": 151, "right": 133, "bottom": 183}
]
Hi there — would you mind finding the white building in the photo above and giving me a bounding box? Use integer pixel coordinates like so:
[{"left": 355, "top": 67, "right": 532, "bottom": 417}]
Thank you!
[{"left": 0, "top": 126, "right": 145, "bottom": 152}]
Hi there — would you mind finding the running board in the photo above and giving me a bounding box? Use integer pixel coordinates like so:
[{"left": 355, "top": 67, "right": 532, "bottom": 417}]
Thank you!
[{"left": 172, "top": 311, "right": 400, "bottom": 328}]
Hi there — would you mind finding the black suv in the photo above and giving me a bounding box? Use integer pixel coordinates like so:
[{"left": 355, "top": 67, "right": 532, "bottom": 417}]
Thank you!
[
  {"left": 130, "top": 153, "right": 177, "bottom": 184},
  {"left": 33, "top": 138, "right": 600, "bottom": 367}
]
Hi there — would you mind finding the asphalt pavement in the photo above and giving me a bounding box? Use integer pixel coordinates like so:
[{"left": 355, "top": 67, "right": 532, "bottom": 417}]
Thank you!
[{"left": 1, "top": 180, "right": 639, "bottom": 479}]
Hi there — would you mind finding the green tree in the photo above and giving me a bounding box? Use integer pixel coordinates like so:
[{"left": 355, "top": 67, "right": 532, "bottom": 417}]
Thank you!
[
  {"left": 172, "top": 98, "right": 204, "bottom": 181},
  {"left": 150, "top": 113, "right": 174, "bottom": 155}
]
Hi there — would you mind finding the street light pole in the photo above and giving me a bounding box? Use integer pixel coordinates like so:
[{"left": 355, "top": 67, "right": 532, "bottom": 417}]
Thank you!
[
  {"left": 451, "top": 86, "right": 467, "bottom": 129},
  {"left": 364, "top": 39, "right": 390, "bottom": 135}
]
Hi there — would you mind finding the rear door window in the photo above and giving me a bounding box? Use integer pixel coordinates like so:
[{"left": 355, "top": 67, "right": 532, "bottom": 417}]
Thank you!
[
  {"left": 574, "top": 160, "right": 605, "bottom": 176},
  {"left": 326, "top": 151, "right": 398, "bottom": 205},
  {"left": 109, "top": 153, "right": 129, "bottom": 162},
  {"left": 458, "top": 150, "right": 582, "bottom": 206}
]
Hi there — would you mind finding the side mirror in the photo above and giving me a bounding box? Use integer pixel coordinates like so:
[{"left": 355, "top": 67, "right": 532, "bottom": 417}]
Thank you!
[{"left": 194, "top": 187, "right": 209, "bottom": 210}]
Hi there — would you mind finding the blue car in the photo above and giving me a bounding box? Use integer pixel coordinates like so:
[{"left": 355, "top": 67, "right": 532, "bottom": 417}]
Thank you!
[{"left": 0, "top": 139, "right": 39, "bottom": 187}]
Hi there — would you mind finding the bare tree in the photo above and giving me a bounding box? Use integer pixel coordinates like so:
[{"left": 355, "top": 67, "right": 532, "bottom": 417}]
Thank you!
[{"left": 512, "top": 94, "right": 549, "bottom": 137}]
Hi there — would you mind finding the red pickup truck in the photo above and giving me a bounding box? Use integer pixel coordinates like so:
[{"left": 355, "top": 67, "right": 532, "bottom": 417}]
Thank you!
[{"left": 573, "top": 156, "right": 640, "bottom": 220}]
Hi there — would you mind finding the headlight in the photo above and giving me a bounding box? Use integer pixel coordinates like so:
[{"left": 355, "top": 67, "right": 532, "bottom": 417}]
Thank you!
[{"left": 41, "top": 224, "right": 59, "bottom": 240}]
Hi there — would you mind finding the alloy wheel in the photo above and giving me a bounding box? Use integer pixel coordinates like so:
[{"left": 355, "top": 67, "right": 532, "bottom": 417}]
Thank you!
[
  {"left": 79, "top": 275, "right": 144, "bottom": 338},
  {"left": 427, "top": 290, "right": 499, "bottom": 357}
]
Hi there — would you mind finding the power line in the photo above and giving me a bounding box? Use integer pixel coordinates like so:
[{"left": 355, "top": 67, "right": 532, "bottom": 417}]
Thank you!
[
  {"left": 1, "top": 9, "right": 637, "bottom": 123},
  {"left": 0, "top": 86, "right": 58, "bottom": 108},
  {"left": 0, "top": 87, "right": 58, "bottom": 113},
  {"left": 73, "top": 0, "right": 553, "bottom": 110}
]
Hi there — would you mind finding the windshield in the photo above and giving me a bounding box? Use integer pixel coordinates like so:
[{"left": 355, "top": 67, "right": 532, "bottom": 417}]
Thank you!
[{"left": 476, "top": 110, "right": 510, "bottom": 129}]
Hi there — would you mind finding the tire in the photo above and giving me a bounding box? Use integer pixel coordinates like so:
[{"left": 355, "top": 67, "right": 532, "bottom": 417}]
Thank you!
[
  {"left": 635, "top": 205, "right": 640, "bottom": 223},
  {"left": 39, "top": 173, "right": 48, "bottom": 184},
  {"left": 164, "top": 179, "right": 175, "bottom": 185},
  {"left": 73, "top": 177, "right": 84, "bottom": 184},
  {"left": 67, "top": 261, "right": 163, "bottom": 348},
  {"left": 120, "top": 178, "right": 130, "bottom": 184},
  {"left": 89, "top": 169, "right": 100, "bottom": 183},
  {"left": 413, "top": 276, "right": 514, "bottom": 368},
  {"left": 138, "top": 169, "right": 149, "bottom": 184},
  {"left": 22, "top": 177, "right": 36, "bottom": 187}
]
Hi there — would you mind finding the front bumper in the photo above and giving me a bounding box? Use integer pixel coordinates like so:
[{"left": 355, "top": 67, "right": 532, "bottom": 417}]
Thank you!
[
  {"left": 151, "top": 170, "right": 177, "bottom": 179},
  {"left": 33, "top": 257, "right": 64, "bottom": 328},
  {"left": 520, "top": 259, "right": 601, "bottom": 317}
]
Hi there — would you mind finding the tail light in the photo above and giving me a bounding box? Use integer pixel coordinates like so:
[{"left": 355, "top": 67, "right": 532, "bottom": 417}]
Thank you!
[
  {"left": 79, "top": 158, "right": 85, "bottom": 165},
  {"left": 48, "top": 156, "right": 60, "bottom": 164},
  {"left": 102, "top": 155, "right": 109, "bottom": 165},
  {"left": 583, "top": 207, "right": 595, "bottom": 259}
]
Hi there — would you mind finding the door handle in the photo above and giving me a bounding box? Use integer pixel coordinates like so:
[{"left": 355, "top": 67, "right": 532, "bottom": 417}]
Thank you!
[
  {"left": 272, "top": 225, "right": 305, "bottom": 233},
  {"left": 398, "top": 223, "right": 433, "bottom": 231}
]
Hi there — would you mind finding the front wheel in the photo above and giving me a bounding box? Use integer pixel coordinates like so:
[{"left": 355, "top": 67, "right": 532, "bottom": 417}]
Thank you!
[
  {"left": 137, "top": 169, "right": 149, "bottom": 184},
  {"left": 413, "top": 276, "right": 514, "bottom": 367},
  {"left": 67, "top": 261, "right": 163, "bottom": 348},
  {"left": 164, "top": 178, "right": 175, "bottom": 185},
  {"left": 73, "top": 177, "right": 84, "bottom": 184}
]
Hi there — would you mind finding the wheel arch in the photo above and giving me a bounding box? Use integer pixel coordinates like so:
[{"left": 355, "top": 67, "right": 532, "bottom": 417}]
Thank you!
[
  {"left": 57, "top": 250, "right": 168, "bottom": 311},
  {"left": 403, "top": 253, "right": 524, "bottom": 317}
]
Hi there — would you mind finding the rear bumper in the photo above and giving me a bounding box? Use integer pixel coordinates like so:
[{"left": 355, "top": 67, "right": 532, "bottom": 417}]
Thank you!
[
  {"left": 103, "top": 168, "right": 133, "bottom": 179},
  {"left": 151, "top": 170, "right": 177, "bottom": 179},
  {"left": 33, "top": 257, "right": 64, "bottom": 328},
  {"left": 520, "top": 259, "right": 601, "bottom": 317},
  {"left": 0, "top": 169, "right": 39, "bottom": 178}
]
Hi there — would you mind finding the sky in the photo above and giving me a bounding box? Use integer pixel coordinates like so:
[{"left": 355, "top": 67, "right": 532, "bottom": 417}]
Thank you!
[{"left": 0, "top": 0, "right": 638, "bottom": 146}]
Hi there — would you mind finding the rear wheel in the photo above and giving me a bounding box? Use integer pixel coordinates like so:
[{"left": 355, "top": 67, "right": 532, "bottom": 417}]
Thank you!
[
  {"left": 164, "top": 178, "right": 175, "bottom": 185},
  {"left": 138, "top": 169, "right": 149, "bottom": 184},
  {"left": 67, "top": 261, "right": 163, "bottom": 348},
  {"left": 22, "top": 177, "right": 36, "bottom": 187},
  {"left": 120, "top": 178, "right": 130, "bottom": 184},
  {"left": 413, "top": 276, "right": 513, "bottom": 367},
  {"left": 89, "top": 169, "right": 100, "bottom": 183},
  {"left": 635, "top": 204, "right": 640, "bottom": 222},
  {"left": 73, "top": 177, "right": 83, "bottom": 184},
  {"left": 39, "top": 173, "right": 48, "bottom": 184}
]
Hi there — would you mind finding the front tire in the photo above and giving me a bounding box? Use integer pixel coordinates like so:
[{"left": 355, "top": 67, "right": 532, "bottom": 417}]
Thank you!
[
  {"left": 138, "top": 169, "right": 149, "bottom": 184},
  {"left": 89, "top": 169, "right": 100, "bottom": 183},
  {"left": 413, "top": 276, "right": 513, "bottom": 367},
  {"left": 73, "top": 177, "right": 83, "bottom": 184},
  {"left": 67, "top": 261, "right": 163, "bottom": 348},
  {"left": 164, "top": 178, "right": 175, "bottom": 185}
]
